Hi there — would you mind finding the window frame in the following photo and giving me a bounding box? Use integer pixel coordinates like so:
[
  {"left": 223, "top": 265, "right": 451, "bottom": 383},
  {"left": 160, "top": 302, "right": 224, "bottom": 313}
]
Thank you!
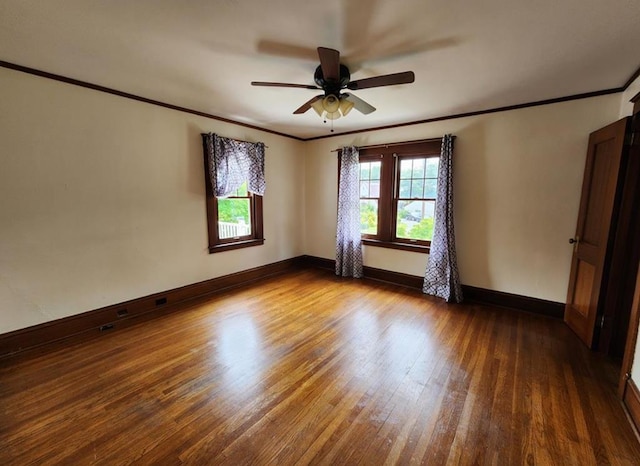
[
  {"left": 203, "top": 148, "right": 264, "bottom": 254},
  {"left": 351, "top": 139, "right": 443, "bottom": 254},
  {"left": 358, "top": 158, "right": 384, "bottom": 240},
  {"left": 392, "top": 153, "right": 439, "bottom": 247}
]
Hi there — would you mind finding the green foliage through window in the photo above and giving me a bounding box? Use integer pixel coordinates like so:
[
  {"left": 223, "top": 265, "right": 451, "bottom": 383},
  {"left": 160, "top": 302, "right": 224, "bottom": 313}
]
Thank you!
[
  {"left": 217, "top": 182, "right": 251, "bottom": 239},
  {"left": 396, "top": 217, "right": 434, "bottom": 241},
  {"left": 353, "top": 142, "right": 441, "bottom": 249},
  {"left": 360, "top": 200, "right": 378, "bottom": 234},
  {"left": 217, "top": 199, "right": 250, "bottom": 223}
]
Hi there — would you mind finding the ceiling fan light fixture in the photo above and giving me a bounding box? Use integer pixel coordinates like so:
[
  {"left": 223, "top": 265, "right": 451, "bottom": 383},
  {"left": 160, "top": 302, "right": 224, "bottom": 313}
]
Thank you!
[
  {"left": 322, "top": 94, "right": 340, "bottom": 113},
  {"left": 325, "top": 111, "right": 341, "bottom": 120},
  {"left": 310, "top": 98, "right": 324, "bottom": 117},
  {"left": 339, "top": 97, "right": 354, "bottom": 116}
]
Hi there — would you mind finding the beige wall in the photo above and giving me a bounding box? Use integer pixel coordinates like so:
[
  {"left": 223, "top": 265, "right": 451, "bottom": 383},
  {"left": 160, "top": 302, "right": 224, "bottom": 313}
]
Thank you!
[
  {"left": 5, "top": 64, "right": 640, "bottom": 402},
  {"left": 304, "top": 95, "right": 621, "bottom": 302},
  {"left": 620, "top": 75, "right": 640, "bottom": 118},
  {"left": 0, "top": 65, "right": 629, "bottom": 336},
  {"left": 0, "top": 67, "right": 305, "bottom": 334}
]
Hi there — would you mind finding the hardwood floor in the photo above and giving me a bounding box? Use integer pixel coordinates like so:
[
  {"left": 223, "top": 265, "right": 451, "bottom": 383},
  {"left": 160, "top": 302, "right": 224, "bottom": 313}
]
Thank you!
[{"left": 1, "top": 268, "right": 639, "bottom": 465}]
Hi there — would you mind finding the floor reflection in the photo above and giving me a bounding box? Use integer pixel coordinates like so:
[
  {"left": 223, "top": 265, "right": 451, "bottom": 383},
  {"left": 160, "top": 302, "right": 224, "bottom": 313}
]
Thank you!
[{"left": 217, "top": 313, "right": 264, "bottom": 395}]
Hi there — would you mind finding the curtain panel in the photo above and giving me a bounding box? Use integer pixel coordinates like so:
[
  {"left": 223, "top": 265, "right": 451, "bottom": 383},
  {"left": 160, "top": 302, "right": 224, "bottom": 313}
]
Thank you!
[
  {"left": 423, "top": 134, "right": 463, "bottom": 303},
  {"left": 202, "top": 133, "right": 265, "bottom": 197},
  {"left": 336, "top": 146, "right": 364, "bottom": 278}
]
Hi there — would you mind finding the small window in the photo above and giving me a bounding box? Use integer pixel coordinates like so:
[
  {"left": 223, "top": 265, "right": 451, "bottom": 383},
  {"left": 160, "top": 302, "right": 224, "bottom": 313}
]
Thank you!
[
  {"left": 205, "top": 183, "right": 264, "bottom": 253},
  {"left": 202, "top": 136, "right": 264, "bottom": 253}
]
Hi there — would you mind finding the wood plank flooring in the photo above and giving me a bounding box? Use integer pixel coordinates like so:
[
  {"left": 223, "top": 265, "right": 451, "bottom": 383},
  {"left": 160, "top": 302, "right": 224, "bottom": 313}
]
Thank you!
[{"left": 1, "top": 268, "right": 639, "bottom": 465}]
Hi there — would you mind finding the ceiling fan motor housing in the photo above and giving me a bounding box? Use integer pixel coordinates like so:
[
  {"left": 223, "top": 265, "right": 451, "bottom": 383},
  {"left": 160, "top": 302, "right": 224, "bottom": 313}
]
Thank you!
[{"left": 314, "top": 64, "right": 351, "bottom": 96}]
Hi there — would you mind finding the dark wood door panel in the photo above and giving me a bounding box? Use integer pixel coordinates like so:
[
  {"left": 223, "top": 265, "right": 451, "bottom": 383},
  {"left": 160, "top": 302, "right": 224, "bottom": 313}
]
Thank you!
[
  {"left": 565, "top": 117, "right": 629, "bottom": 348},
  {"left": 581, "top": 141, "right": 616, "bottom": 246}
]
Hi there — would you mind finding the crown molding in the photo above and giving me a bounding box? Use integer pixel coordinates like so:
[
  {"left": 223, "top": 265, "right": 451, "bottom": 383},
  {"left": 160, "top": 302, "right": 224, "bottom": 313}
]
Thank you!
[{"left": 1, "top": 59, "right": 635, "bottom": 142}]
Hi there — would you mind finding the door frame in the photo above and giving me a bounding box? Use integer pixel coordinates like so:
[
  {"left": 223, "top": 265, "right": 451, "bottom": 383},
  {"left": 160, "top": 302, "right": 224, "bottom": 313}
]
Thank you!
[
  {"left": 619, "top": 264, "right": 640, "bottom": 397},
  {"left": 619, "top": 92, "right": 640, "bottom": 400}
]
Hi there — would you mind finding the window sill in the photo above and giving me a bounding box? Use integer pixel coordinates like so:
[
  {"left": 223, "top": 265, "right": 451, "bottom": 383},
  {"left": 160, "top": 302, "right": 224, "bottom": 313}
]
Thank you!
[
  {"left": 362, "top": 239, "right": 430, "bottom": 254},
  {"left": 208, "top": 238, "right": 264, "bottom": 254}
]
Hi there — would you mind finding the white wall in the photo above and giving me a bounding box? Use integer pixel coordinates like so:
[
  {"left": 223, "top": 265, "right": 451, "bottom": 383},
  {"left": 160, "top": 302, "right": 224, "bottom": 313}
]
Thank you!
[
  {"left": 0, "top": 67, "right": 305, "bottom": 334},
  {"left": 304, "top": 95, "right": 621, "bottom": 302},
  {"left": 620, "top": 75, "right": 640, "bottom": 118}
]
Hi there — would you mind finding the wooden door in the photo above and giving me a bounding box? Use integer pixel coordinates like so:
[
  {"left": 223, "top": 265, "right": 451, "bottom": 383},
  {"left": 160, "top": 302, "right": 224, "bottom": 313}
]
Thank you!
[{"left": 564, "top": 118, "right": 629, "bottom": 348}]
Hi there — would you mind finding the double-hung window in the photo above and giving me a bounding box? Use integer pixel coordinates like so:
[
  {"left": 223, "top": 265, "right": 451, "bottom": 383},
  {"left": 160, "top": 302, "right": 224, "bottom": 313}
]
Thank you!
[
  {"left": 216, "top": 182, "right": 254, "bottom": 240},
  {"left": 202, "top": 133, "right": 265, "bottom": 253},
  {"left": 205, "top": 182, "right": 264, "bottom": 252},
  {"left": 356, "top": 139, "right": 442, "bottom": 253}
]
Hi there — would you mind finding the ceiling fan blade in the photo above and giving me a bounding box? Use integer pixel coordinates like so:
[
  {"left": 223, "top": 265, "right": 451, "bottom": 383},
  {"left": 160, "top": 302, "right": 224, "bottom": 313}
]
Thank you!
[
  {"left": 293, "top": 95, "right": 323, "bottom": 114},
  {"left": 252, "top": 81, "right": 319, "bottom": 90},
  {"left": 347, "top": 71, "right": 415, "bottom": 90},
  {"left": 256, "top": 40, "right": 318, "bottom": 61},
  {"left": 343, "top": 93, "right": 376, "bottom": 115},
  {"left": 317, "top": 47, "right": 340, "bottom": 82}
]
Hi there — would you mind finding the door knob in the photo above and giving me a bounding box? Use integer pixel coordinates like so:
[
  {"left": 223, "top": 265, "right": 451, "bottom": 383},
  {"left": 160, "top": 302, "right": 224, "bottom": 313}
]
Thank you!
[{"left": 569, "top": 238, "right": 577, "bottom": 244}]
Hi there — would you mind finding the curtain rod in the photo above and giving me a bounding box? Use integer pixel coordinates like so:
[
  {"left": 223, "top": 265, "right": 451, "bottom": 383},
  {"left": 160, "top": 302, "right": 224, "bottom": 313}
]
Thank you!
[
  {"left": 201, "top": 133, "right": 268, "bottom": 148},
  {"left": 331, "top": 136, "right": 455, "bottom": 152}
]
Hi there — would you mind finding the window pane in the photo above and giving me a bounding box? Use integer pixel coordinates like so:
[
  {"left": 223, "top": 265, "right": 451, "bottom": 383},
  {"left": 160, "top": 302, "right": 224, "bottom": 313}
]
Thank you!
[
  {"left": 237, "top": 182, "right": 249, "bottom": 197},
  {"left": 412, "top": 158, "right": 425, "bottom": 178},
  {"left": 399, "top": 179, "right": 411, "bottom": 198},
  {"left": 400, "top": 159, "right": 412, "bottom": 179},
  {"left": 360, "top": 162, "right": 371, "bottom": 180},
  {"left": 425, "top": 158, "right": 439, "bottom": 177},
  {"left": 424, "top": 178, "right": 438, "bottom": 198},
  {"left": 360, "top": 180, "right": 370, "bottom": 197},
  {"left": 228, "top": 181, "right": 249, "bottom": 197},
  {"left": 360, "top": 200, "right": 378, "bottom": 235},
  {"left": 218, "top": 198, "right": 251, "bottom": 239},
  {"left": 370, "top": 180, "right": 380, "bottom": 197},
  {"left": 370, "top": 161, "right": 381, "bottom": 180},
  {"left": 396, "top": 200, "right": 436, "bottom": 241},
  {"left": 411, "top": 179, "right": 423, "bottom": 198}
]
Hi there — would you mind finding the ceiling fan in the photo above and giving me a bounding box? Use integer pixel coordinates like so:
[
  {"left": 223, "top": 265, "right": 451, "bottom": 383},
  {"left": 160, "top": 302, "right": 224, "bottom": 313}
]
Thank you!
[{"left": 251, "top": 47, "right": 415, "bottom": 121}]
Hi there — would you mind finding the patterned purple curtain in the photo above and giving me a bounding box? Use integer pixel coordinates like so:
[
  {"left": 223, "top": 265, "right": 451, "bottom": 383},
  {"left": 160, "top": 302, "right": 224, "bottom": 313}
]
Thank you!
[
  {"left": 202, "top": 133, "right": 265, "bottom": 197},
  {"left": 336, "top": 146, "right": 363, "bottom": 278},
  {"left": 423, "top": 134, "right": 463, "bottom": 302}
]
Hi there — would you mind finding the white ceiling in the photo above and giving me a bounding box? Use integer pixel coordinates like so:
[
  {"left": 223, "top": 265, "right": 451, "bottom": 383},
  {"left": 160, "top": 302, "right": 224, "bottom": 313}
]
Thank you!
[{"left": 1, "top": 0, "right": 639, "bottom": 139}]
